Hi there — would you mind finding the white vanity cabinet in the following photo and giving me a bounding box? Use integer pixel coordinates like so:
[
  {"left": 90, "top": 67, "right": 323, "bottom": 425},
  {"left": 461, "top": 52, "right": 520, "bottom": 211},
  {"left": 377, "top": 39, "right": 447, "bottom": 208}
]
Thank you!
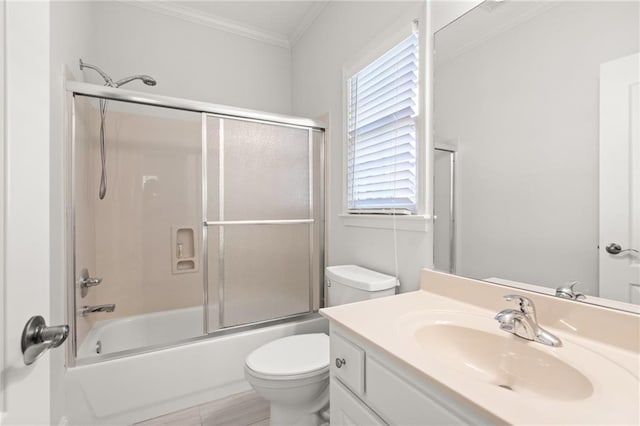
[{"left": 329, "top": 324, "right": 494, "bottom": 426}]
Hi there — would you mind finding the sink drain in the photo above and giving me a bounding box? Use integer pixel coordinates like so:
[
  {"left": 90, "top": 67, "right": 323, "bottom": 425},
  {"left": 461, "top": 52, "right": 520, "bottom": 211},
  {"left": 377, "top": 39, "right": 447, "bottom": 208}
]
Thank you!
[{"left": 497, "top": 384, "right": 513, "bottom": 391}]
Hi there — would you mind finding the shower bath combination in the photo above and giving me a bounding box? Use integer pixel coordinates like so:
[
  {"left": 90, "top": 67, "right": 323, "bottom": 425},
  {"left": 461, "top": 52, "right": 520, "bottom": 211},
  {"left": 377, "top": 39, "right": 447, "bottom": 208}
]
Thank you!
[{"left": 78, "top": 59, "right": 157, "bottom": 199}]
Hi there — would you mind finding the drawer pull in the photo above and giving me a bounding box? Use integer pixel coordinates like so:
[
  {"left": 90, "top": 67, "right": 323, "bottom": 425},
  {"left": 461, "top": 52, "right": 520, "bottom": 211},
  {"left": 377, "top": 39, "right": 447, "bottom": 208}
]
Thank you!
[{"left": 336, "top": 357, "right": 346, "bottom": 368}]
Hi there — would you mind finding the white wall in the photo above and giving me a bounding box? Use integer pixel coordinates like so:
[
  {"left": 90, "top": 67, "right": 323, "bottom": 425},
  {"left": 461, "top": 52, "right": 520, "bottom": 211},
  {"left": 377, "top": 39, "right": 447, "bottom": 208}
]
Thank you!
[
  {"left": 435, "top": 2, "right": 639, "bottom": 295},
  {"left": 82, "top": 1, "right": 292, "bottom": 114},
  {"left": 291, "top": 1, "right": 432, "bottom": 292}
]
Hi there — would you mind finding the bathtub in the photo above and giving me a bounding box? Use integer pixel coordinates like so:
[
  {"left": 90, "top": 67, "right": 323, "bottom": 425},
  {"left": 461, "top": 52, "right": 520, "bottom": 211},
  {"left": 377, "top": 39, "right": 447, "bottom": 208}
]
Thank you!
[
  {"left": 77, "top": 306, "right": 204, "bottom": 358},
  {"left": 65, "top": 313, "right": 328, "bottom": 425}
]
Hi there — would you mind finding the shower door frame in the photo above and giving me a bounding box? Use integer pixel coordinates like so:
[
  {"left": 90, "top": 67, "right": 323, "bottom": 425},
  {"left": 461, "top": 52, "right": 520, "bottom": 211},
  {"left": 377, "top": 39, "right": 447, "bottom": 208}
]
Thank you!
[
  {"left": 202, "top": 113, "right": 322, "bottom": 333},
  {"left": 65, "top": 82, "right": 325, "bottom": 367},
  {"left": 433, "top": 147, "right": 456, "bottom": 274}
]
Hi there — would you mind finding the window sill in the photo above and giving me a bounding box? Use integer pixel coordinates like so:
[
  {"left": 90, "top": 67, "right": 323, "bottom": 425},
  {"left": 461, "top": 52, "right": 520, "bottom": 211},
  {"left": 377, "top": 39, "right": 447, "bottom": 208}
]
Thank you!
[{"left": 339, "top": 213, "right": 431, "bottom": 232}]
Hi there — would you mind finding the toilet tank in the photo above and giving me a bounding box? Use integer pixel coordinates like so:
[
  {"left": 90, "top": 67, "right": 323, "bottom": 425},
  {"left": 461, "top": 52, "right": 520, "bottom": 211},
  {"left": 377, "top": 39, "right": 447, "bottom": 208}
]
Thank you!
[{"left": 325, "top": 265, "right": 398, "bottom": 307}]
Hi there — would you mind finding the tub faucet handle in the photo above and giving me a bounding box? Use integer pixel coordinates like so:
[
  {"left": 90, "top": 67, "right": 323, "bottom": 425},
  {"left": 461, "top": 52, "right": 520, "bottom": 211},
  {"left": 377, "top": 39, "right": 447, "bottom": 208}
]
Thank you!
[
  {"left": 79, "top": 268, "right": 102, "bottom": 297},
  {"left": 79, "top": 268, "right": 102, "bottom": 287}
]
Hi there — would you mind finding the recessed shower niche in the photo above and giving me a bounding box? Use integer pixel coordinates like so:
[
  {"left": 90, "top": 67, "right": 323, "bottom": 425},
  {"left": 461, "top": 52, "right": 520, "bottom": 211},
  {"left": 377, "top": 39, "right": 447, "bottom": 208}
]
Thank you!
[{"left": 172, "top": 226, "right": 198, "bottom": 273}]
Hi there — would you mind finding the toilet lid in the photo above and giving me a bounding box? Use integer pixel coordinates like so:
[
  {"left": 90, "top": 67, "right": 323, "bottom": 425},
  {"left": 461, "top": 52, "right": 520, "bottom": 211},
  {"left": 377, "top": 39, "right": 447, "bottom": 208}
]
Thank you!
[{"left": 246, "top": 333, "right": 329, "bottom": 376}]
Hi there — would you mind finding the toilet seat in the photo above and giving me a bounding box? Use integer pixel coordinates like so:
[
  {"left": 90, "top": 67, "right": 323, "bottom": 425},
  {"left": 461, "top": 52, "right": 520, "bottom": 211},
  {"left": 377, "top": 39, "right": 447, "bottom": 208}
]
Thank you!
[{"left": 246, "top": 333, "right": 329, "bottom": 379}]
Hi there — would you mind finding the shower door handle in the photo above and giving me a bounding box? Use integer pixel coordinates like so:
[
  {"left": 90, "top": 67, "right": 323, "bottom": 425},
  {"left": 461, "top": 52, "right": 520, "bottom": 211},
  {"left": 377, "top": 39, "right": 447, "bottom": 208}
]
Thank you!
[{"left": 21, "top": 316, "right": 69, "bottom": 365}]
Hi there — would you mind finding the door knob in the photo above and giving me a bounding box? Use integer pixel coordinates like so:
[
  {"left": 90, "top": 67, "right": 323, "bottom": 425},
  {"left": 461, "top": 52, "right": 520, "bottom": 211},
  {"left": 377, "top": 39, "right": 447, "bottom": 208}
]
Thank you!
[
  {"left": 21, "top": 316, "right": 69, "bottom": 365},
  {"left": 605, "top": 243, "right": 639, "bottom": 255}
]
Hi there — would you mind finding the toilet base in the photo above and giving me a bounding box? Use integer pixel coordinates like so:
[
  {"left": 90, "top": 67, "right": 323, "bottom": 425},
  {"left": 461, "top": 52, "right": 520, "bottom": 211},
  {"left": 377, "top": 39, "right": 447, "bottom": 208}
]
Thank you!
[{"left": 268, "top": 385, "right": 329, "bottom": 426}]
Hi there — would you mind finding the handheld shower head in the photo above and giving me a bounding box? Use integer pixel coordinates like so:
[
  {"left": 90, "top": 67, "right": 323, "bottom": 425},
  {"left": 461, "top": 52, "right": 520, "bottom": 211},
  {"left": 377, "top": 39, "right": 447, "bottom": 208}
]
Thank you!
[
  {"left": 115, "top": 75, "right": 157, "bottom": 88},
  {"left": 79, "top": 59, "right": 157, "bottom": 88},
  {"left": 77, "top": 58, "right": 158, "bottom": 201},
  {"left": 141, "top": 75, "right": 157, "bottom": 86}
]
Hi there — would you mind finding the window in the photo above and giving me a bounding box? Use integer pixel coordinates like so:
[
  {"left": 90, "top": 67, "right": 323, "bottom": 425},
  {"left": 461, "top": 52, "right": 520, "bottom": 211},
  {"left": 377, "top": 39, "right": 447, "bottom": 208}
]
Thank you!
[{"left": 347, "top": 31, "right": 419, "bottom": 214}]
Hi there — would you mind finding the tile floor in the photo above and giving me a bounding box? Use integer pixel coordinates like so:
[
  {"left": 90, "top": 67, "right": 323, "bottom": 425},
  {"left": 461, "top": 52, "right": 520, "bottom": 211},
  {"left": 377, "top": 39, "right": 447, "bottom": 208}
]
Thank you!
[{"left": 134, "top": 391, "right": 269, "bottom": 426}]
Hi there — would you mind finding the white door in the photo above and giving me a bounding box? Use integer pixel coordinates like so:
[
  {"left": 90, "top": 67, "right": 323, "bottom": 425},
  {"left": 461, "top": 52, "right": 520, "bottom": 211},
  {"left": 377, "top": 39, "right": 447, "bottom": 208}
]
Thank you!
[
  {"left": 1, "top": 1, "right": 58, "bottom": 424},
  {"left": 599, "top": 53, "right": 640, "bottom": 304}
]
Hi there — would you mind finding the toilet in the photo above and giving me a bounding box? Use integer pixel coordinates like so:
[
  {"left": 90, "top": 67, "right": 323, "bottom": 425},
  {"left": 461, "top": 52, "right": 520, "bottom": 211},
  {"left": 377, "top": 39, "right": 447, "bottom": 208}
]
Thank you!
[{"left": 245, "top": 265, "right": 398, "bottom": 425}]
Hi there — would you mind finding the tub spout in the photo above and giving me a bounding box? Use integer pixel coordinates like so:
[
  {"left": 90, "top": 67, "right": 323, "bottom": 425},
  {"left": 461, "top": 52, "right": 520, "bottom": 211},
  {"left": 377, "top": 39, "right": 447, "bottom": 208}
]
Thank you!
[{"left": 80, "top": 304, "right": 116, "bottom": 316}]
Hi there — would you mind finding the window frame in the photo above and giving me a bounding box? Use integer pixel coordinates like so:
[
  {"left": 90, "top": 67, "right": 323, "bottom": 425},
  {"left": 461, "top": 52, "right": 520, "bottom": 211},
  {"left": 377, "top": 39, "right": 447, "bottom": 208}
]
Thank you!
[{"left": 341, "top": 8, "right": 428, "bottom": 230}]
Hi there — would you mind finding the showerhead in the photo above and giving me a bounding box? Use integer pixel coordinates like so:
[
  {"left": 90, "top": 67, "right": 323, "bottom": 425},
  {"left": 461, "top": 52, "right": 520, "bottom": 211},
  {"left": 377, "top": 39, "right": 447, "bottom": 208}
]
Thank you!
[
  {"left": 141, "top": 75, "right": 157, "bottom": 86},
  {"left": 79, "top": 59, "right": 157, "bottom": 202},
  {"left": 115, "top": 75, "right": 157, "bottom": 88}
]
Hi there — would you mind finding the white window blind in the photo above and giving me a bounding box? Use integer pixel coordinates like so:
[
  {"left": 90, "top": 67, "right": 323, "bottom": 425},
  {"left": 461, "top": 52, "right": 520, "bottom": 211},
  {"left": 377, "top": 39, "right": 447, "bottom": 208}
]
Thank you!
[{"left": 347, "top": 32, "right": 419, "bottom": 213}]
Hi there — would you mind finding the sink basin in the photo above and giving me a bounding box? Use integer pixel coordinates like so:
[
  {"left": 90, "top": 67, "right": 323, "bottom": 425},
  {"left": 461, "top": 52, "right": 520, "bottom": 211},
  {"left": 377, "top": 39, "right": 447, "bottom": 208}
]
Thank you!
[{"left": 415, "top": 323, "right": 594, "bottom": 401}]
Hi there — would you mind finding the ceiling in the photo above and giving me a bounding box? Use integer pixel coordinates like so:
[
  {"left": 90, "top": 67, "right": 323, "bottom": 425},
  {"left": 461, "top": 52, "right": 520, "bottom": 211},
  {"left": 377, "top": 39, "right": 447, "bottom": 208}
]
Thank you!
[{"left": 133, "top": 1, "right": 330, "bottom": 48}]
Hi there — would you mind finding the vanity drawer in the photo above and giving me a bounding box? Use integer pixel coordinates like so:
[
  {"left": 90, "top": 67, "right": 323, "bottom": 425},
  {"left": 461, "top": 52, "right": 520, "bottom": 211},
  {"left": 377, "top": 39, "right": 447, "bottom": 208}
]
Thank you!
[
  {"left": 366, "top": 356, "right": 465, "bottom": 425},
  {"left": 331, "top": 332, "right": 365, "bottom": 395}
]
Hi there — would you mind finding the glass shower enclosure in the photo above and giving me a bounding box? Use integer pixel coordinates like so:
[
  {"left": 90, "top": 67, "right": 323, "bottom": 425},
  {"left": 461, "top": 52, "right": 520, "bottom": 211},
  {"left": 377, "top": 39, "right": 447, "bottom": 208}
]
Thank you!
[{"left": 67, "top": 83, "right": 324, "bottom": 364}]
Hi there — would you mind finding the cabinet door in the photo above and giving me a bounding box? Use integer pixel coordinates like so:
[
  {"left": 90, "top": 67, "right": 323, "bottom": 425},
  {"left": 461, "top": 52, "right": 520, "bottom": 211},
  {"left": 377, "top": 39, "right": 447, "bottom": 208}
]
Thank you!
[
  {"left": 331, "top": 332, "right": 365, "bottom": 395},
  {"left": 366, "top": 356, "right": 465, "bottom": 425},
  {"left": 331, "top": 380, "right": 386, "bottom": 426}
]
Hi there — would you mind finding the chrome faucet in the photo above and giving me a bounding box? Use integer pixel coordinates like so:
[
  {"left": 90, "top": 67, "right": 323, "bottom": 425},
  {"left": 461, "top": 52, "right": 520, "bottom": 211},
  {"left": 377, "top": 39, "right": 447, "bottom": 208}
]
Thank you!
[
  {"left": 80, "top": 304, "right": 116, "bottom": 317},
  {"left": 495, "top": 294, "right": 562, "bottom": 347},
  {"left": 555, "top": 281, "right": 585, "bottom": 301}
]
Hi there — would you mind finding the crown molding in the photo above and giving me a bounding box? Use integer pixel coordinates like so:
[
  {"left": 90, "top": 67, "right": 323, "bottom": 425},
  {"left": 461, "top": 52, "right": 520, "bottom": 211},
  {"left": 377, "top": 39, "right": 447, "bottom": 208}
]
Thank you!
[
  {"left": 121, "top": 0, "right": 291, "bottom": 49},
  {"left": 289, "top": 1, "right": 329, "bottom": 47}
]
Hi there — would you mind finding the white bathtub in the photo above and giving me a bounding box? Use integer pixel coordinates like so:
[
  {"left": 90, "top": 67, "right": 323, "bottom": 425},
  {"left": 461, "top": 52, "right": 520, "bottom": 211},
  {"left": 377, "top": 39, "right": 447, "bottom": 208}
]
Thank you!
[
  {"left": 77, "top": 306, "right": 204, "bottom": 358},
  {"left": 65, "top": 313, "right": 328, "bottom": 425}
]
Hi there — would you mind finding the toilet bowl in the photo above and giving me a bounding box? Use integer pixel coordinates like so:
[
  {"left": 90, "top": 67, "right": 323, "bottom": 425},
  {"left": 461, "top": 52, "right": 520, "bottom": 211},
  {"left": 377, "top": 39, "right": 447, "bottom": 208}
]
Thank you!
[
  {"left": 245, "top": 333, "right": 330, "bottom": 426},
  {"left": 245, "top": 265, "right": 397, "bottom": 425}
]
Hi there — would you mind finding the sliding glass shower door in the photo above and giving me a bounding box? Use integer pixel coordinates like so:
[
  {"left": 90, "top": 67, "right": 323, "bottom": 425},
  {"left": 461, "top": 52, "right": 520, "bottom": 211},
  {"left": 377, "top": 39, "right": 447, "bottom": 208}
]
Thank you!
[
  {"left": 70, "top": 87, "right": 324, "bottom": 363},
  {"left": 204, "top": 115, "right": 323, "bottom": 332}
]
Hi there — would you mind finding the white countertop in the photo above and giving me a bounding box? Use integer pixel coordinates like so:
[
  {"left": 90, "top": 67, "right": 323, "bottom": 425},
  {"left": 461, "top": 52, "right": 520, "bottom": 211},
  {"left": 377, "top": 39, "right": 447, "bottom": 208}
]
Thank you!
[{"left": 321, "top": 285, "right": 640, "bottom": 425}]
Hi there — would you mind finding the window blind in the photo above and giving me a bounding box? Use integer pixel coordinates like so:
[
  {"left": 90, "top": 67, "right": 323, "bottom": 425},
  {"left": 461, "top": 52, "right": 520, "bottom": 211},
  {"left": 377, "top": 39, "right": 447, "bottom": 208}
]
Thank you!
[{"left": 347, "top": 32, "right": 419, "bottom": 213}]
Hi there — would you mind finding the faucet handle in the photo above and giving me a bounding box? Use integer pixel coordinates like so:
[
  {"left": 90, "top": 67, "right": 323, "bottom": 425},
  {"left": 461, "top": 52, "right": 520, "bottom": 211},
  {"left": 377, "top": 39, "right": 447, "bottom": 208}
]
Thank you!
[
  {"left": 503, "top": 294, "right": 536, "bottom": 316},
  {"left": 556, "top": 281, "right": 586, "bottom": 300}
]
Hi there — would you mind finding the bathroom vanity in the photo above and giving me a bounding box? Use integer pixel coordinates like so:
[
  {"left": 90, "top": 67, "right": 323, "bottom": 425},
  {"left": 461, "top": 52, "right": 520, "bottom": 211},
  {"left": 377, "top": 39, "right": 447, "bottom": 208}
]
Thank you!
[
  {"left": 328, "top": 325, "right": 498, "bottom": 425},
  {"left": 321, "top": 269, "right": 640, "bottom": 425}
]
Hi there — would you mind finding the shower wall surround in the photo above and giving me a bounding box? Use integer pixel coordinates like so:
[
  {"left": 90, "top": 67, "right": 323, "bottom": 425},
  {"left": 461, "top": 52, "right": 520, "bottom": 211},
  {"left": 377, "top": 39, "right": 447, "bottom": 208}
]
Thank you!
[{"left": 73, "top": 98, "right": 203, "bottom": 351}]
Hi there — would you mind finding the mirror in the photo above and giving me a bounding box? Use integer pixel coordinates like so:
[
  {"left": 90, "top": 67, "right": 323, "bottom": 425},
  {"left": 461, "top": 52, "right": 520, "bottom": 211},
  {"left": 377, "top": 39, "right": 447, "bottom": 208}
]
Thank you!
[{"left": 433, "top": 0, "right": 640, "bottom": 311}]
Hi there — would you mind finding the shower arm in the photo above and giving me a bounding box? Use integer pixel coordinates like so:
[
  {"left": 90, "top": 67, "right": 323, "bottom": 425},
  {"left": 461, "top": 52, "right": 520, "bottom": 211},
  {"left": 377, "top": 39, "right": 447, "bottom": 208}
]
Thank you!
[{"left": 79, "top": 59, "right": 115, "bottom": 87}]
